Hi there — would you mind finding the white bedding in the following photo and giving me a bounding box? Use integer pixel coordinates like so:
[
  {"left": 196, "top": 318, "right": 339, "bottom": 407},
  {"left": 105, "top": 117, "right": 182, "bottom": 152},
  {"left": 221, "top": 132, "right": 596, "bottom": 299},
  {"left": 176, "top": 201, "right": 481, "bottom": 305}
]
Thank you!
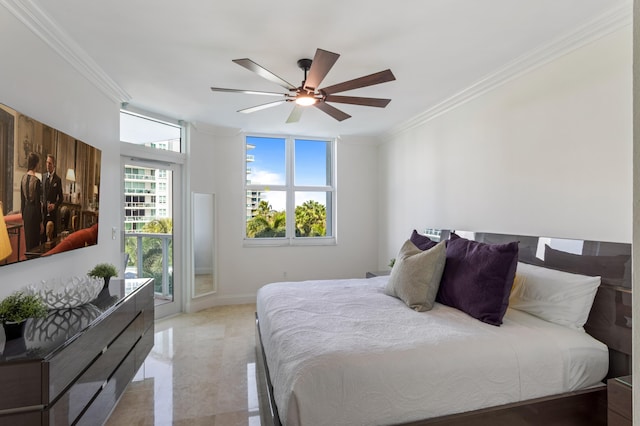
[{"left": 256, "top": 276, "right": 609, "bottom": 426}]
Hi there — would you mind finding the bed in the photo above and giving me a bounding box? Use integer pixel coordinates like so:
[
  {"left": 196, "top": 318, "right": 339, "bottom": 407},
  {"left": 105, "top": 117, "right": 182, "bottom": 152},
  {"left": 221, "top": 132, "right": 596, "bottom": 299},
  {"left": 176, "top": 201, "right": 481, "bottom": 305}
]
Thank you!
[{"left": 255, "top": 230, "right": 632, "bottom": 426}]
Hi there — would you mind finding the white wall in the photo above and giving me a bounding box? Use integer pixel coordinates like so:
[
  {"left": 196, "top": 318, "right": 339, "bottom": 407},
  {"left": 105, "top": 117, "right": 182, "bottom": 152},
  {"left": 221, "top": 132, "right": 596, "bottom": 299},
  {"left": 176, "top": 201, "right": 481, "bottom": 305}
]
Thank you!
[
  {"left": 3, "top": 4, "right": 628, "bottom": 314},
  {"left": 0, "top": 8, "right": 122, "bottom": 298},
  {"left": 0, "top": 8, "right": 380, "bottom": 307},
  {"left": 378, "top": 27, "right": 632, "bottom": 268},
  {"left": 188, "top": 124, "right": 380, "bottom": 308}
]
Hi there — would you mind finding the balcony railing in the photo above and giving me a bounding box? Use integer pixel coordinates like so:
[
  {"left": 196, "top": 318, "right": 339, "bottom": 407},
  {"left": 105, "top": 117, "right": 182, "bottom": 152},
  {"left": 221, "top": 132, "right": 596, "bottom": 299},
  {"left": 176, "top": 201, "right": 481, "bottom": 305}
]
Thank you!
[
  {"left": 124, "top": 216, "right": 157, "bottom": 223},
  {"left": 124, "top": 189, "right": 155, "bottom": 194},
  {"left": 124, "top": 232, "right": 173, "bottom": 300},
  {"left": 124, "top": 173, "right": 156, "bottom": 181},
  {"left": 124, "top": 202, "right": 156, "bottom": 208}
]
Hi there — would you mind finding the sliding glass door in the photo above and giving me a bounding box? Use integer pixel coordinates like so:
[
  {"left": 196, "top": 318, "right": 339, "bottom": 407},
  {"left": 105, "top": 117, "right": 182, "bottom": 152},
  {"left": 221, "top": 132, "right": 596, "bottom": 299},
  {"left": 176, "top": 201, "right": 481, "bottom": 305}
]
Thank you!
[
  {"left": 123, "top": 158, "right": 182, "bottom": 318},
  {"left": 120, "top": 108, "right": 184, "bottom": 318}
]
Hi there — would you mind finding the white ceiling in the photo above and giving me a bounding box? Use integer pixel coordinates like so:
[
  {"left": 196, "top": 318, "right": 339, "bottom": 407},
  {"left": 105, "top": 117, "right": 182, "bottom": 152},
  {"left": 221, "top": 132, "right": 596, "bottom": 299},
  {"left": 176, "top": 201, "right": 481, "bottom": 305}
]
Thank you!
[{"left": 21, "top": 0, "right": 631, "bottom": 138}]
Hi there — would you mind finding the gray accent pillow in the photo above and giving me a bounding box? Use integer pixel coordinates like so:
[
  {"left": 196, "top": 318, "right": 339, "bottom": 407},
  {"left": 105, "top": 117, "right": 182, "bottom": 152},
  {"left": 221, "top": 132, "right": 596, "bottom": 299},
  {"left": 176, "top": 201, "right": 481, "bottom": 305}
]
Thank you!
[{"left": 385, "top": 240, "right": 446, "bottom": 311}]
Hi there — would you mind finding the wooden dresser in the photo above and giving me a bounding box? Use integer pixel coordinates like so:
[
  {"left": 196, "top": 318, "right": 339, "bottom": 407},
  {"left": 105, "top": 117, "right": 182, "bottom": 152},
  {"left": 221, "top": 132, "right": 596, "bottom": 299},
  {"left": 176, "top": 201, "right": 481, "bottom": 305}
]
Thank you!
[{"left": 0, "top": 278, "right": 154, "bottom": 425}]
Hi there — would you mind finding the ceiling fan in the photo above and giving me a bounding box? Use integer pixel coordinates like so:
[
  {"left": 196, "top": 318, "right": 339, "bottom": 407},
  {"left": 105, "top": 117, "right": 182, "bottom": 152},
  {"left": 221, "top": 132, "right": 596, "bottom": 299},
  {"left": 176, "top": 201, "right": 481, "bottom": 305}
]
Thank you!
[{"left": 210, "top": 48, "right": 395, "bottom": 123}]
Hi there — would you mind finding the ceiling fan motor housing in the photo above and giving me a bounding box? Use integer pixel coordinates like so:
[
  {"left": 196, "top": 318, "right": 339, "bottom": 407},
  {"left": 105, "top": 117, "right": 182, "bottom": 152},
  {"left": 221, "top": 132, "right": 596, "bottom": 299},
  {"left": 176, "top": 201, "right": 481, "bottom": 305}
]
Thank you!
[
  {"left": 297, "top": 58, "right": 315, "bottom": 96},
  {"left": 297, "top": 58, "right": 313, "bottom": 71}
]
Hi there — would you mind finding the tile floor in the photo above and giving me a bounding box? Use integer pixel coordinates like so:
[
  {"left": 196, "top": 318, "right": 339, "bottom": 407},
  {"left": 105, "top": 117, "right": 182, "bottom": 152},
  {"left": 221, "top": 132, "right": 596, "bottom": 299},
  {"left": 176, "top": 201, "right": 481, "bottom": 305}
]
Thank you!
[{"left": 106, "top": 304, "right": 261, "bottom": 426}]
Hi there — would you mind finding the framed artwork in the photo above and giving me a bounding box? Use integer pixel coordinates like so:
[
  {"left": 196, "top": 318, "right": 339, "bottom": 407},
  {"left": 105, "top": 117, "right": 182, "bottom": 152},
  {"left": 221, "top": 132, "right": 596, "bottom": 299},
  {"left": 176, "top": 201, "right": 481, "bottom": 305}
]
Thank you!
[{"left": 0, "top": 103, "right": 102, "bottom": 266}]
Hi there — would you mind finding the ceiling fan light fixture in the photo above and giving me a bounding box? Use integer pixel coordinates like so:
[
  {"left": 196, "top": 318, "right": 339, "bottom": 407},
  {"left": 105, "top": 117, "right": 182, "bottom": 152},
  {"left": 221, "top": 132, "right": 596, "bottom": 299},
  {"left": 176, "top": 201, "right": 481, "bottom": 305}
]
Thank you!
[
  {"left": 295, "top": 95, "right": 317, "bottom": 106},
  {"left": 211, "top": 48, "right": 395, "bottom": 122}
]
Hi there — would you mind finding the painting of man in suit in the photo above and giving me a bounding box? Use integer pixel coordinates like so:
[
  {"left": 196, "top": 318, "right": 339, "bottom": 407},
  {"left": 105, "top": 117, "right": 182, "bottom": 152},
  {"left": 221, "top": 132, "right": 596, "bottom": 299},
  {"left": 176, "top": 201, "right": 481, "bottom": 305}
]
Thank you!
[{"left": 42, "top": 154, "right": 63, "bottom": 241}]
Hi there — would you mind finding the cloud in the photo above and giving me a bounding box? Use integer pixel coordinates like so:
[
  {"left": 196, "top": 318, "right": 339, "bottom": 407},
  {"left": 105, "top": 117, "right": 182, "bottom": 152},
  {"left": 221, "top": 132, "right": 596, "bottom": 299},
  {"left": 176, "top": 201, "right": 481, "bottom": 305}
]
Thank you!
[
  {"left": 248, "top": 169, "right": 284, "bottom": 186},
  {"left": 262, "top": 191, "right": 286, "bottom": 211},
  {"left": 295, "top": 192, "right": 327, "bottom": 205}
]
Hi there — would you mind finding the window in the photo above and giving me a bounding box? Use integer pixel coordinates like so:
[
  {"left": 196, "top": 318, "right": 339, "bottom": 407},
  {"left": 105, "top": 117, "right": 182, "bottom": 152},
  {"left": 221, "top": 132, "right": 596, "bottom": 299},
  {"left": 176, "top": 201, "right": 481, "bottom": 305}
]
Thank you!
[
  {"left": 245, "top": 135, "right": 335, "bottom": 245},
  {"left": 120, "top": 111, "right": 182, "bottom": 152}
]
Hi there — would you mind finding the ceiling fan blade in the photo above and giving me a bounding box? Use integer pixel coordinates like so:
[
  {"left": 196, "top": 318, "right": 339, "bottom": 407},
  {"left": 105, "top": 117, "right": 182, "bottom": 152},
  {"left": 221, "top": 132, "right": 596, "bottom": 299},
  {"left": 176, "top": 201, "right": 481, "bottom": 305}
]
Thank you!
[
  {"left": 210, "top": 87, "right": 286, "bottom": 97},
  {"left": 321, "top": 69, "right": 396, "bottom": 95},
  {"left": 286, "top": 105, "right": 304, "bottom": 123},
  {"left": 324, "top": 95, "right": 391, "bottom": 108},
  {"left": 233, "top": 58, "right": 297, "bottom": 90},
  {"left": 314, "top": 102, "right": 351, "bottom": 121},
  {"left": 238, "top": 100, "right": 287, "bottom": 114},
  {"left": 303, "top": 48, "right": 340, "bottom": 92}
]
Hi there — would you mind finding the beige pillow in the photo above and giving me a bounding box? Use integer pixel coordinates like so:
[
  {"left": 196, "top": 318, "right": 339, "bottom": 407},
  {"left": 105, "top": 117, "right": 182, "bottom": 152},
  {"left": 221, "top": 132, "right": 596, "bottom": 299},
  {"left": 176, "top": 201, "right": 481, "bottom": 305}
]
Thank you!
[{"left": 385, "top": 240, "right": 446, "bottom": 311}]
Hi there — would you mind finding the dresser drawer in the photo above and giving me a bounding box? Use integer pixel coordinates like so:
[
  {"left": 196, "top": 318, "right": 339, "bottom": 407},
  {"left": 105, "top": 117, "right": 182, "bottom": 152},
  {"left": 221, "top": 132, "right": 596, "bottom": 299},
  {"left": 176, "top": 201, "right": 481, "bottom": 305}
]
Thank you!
[
  {"left": 47, "top": 313, "right": 143, "bottom": 425},
  {"left": 0, "top": 278, "right": 153, "bottom": 426},
  {"left": 0, "top": 362, "right": 43, "bottom": 409},
  {"left": 0, "top": 409, "right": 42, "bottom": 426},
  {"left": 135, "top": 326, "right": 154, "bottom": 372},
  {"left": 608, "top": 409, "right": 631, "bottom": 426},
  {"left": 47, "top": 294, "right": 138, "bottom": 402},
  {"left": 75, "top": 337, "right": 138, "bottom": 426},
  {"left": 608, "top": 376, "right": 632, "bottom": 425}
]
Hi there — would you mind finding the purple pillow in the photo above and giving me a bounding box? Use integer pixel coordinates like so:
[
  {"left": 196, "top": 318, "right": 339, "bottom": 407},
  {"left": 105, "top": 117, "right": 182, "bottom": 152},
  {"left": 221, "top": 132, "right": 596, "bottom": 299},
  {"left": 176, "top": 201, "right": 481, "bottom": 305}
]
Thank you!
[
  {"left": 436, "top": 233, "right": 519, "bottom": 326},
  {"left": 410, "top": 229, "right": 438, "bottom": 251}
]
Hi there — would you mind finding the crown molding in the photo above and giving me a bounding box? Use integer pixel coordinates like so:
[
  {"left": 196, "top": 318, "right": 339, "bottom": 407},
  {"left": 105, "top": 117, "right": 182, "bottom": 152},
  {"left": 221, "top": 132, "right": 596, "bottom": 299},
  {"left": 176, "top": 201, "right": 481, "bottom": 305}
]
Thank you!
[
  {"left": 1, "top": 0, "right": 131, "bottom": 103},
  {"left": 384, "top": 1, "right": 632, "bottom": 140}
]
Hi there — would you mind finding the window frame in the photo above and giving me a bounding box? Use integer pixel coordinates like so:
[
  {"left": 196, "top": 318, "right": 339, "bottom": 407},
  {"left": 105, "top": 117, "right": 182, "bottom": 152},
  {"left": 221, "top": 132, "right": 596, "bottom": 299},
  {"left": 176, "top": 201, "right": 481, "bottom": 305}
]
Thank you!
[
  {"left": 243, "top": 134, "right": 337, "bottom": 247},
  {"left": 120, "top": 107, "right": 183, "bottom": 153}
]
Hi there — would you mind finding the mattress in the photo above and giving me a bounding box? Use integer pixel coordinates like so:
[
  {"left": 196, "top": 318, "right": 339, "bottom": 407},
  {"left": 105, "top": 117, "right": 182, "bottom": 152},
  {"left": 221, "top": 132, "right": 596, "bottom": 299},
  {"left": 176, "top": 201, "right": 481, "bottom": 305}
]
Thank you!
[{"left": 256, "top": 275, "right": 609, "bottom": 426}]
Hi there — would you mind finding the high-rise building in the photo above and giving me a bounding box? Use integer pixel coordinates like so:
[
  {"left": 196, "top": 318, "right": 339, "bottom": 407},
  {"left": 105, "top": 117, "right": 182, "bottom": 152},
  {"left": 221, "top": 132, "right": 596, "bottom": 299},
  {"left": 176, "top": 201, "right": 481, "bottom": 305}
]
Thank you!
[
  {"left": 246, "top": 142, "right": 263, "bottom": 220},
  {"left": 123, "top": 164, "right": 171, "bottom": 232}
]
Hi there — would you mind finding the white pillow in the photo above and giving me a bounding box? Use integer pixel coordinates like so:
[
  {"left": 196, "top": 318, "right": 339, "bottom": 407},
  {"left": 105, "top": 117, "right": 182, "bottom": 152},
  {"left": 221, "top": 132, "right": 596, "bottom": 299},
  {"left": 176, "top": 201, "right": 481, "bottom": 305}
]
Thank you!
[{"left": 509, "top": 262, "right": 601, "bottom": 329}]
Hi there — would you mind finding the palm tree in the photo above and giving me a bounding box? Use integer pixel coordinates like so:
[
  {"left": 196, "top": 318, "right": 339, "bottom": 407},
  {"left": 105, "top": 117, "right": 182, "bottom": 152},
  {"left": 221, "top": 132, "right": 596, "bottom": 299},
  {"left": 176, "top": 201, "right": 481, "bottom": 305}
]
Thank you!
[
  {"left": 143, "top": 218, "right": 173, "bottom": 233},
  {"left": 145, "top": 219, "right": 172, "bottom": 290},
  {"left": 255, "top": 200, "right": 272, "bottom": 218},
  {"left": 295, "top": 200, "right": 326, "bottom": 237},
  {"left": 247, "top": 201, "right": 286, "bottom": 237},
  {"left": 124, "top": 235, "right": 137, "bottom": 267},
  {"left": 124, "top": 218, "right": 174, "bottom": 293}
]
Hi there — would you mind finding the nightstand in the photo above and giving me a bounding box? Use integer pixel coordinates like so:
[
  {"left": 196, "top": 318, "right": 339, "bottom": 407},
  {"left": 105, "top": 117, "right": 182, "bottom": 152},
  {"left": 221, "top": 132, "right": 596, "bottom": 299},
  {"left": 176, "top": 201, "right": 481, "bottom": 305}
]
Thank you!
[
  {"left": 607, "top": 375, "right": 632, "bottom": 425},
  {"left": 365, "top": 270, "right": 391, "bottom": 278}
]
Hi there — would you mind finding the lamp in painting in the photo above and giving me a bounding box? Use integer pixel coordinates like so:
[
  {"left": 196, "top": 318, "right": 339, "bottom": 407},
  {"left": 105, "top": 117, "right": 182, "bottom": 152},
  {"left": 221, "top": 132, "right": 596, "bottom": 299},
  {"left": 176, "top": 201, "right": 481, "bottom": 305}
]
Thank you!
[{"left": 66, "top": 168, "right": 76, "bottom": 202}]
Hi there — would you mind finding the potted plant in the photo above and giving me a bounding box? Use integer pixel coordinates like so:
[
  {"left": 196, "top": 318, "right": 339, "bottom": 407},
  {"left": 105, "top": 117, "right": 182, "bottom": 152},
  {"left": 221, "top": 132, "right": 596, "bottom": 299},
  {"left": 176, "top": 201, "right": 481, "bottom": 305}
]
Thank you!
[
  {"left": 88, "top": 263, "right": 118, "bottom": 290},
  {"left": 0, "top": 292, "right": 47, "bottom": 340}
]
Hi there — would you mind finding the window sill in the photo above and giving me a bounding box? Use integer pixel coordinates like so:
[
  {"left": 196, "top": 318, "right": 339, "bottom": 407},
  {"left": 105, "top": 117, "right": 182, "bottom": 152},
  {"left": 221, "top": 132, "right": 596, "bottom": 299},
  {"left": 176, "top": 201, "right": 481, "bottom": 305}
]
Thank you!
[{"left": 243, "top": 237, "right": 336, "bottom": 247}]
